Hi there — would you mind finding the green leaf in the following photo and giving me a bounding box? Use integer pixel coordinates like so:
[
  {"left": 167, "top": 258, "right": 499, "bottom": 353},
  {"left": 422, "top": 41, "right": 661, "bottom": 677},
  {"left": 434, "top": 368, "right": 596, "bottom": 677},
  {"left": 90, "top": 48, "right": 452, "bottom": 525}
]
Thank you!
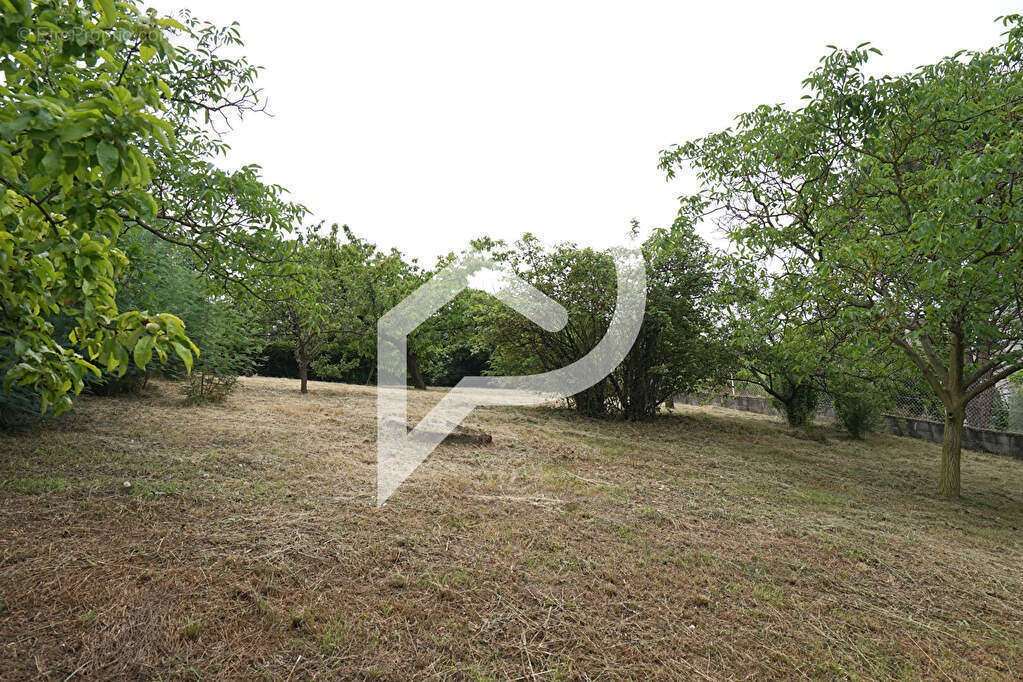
[
  {"left": 96, "top": 0, "right": 117, "bottom": 26},
  {"left": 59, "top": 121, "right": 92, "bottom": 142},
  {"left": 97, "top": 142, "right": 119, "bottom": 172},
  {"left": 133, "top": 333, "right": 155, "bottom": 369},
  {"left": 171, "top": 341, "right": 193, "bottom": 373}
]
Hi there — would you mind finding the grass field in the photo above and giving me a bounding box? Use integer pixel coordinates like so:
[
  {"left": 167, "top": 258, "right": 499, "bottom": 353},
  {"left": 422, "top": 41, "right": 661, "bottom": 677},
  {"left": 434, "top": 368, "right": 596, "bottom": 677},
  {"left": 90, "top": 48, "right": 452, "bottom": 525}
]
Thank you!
[{"left": 1, "top": 376, "right": 1021, "bottom": 679}]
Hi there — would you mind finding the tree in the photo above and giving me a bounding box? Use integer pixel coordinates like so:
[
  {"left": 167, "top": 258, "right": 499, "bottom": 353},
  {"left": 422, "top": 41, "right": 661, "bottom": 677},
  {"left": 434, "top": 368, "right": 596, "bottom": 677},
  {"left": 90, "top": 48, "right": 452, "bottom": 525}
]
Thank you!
[
  {"left": 479, "top": 229, "right": 724, "bottom": 420},
  {"left": 252, "top": 225, "right": 411, "bottom": 394},
  {"left": 715, "top": 269, "right": 829, "bottom": 427},
  {"left": 715, "top": 264, "right": 900, "bottom": 430},
  {"left": 1, "top": 1, "right": 302, "bottom": 417},
  {"left": 2, "top": 1, "right": 195, "bottom": 416},
  {"left": 661, "top": 17, "right": 1023, "bottom": 496}
]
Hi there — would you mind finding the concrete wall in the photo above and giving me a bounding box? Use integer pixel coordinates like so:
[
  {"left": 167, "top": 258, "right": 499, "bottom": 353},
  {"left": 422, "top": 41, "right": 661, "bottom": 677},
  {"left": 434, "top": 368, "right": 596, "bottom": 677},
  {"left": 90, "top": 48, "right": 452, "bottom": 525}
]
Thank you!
[
  {"left": 674, "top": 394, "right": 1023, "bottom": 459},
  {"left": 883, "top": 415, "right": 1023, "bottom": 459}
]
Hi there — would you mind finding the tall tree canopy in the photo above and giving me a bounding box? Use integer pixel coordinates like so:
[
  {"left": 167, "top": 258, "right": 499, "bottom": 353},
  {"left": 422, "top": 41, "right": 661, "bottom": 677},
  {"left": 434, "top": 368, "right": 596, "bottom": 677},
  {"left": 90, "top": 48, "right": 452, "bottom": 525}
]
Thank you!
[{"left": 661, "top": 16, "right": 1023, "bottom": 495}]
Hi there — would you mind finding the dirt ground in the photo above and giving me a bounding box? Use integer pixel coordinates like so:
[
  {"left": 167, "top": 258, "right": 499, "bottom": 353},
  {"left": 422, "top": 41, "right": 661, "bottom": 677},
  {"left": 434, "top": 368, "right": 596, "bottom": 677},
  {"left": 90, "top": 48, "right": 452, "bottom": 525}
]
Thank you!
[{"left": 1, "top": 376, "right": 1021, "bottom": 679}]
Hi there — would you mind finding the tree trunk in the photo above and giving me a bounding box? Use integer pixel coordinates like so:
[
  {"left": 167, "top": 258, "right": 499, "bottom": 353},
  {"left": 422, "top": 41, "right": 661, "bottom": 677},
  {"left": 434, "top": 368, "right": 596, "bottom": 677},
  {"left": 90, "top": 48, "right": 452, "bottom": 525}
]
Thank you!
[
  {"left": 365, "top": 365, "right": 375, "bottom": 386},
  {"left": 294, "top": 337, "right": 310, "bottom": 394},
  {"left": 940, "top": 408, "right": 964, "bottom": 497},
  {"left": 939, "top": 326, "right": 965, "bottom": 497},
  {"left": 408, "top": 352, "right": 426, "bottom": 391}
]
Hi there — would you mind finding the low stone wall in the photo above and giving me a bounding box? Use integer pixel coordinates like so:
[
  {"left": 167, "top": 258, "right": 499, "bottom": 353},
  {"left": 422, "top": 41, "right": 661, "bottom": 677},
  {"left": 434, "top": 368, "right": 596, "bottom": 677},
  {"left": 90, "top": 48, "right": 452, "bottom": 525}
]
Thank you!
[
  {"left": 883, "top": 415, "right": 1023, "bottom": 459},
  {"left": 675, "top": 394, "right": 1023, "bottom": 458}
]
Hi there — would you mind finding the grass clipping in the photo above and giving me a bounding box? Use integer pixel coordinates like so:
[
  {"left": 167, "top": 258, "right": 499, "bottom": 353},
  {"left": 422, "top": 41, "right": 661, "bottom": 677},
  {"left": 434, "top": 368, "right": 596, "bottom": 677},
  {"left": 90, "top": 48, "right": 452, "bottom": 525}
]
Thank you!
[{"left": 0, "top": 376, "right": 1020, "bottom": 679}]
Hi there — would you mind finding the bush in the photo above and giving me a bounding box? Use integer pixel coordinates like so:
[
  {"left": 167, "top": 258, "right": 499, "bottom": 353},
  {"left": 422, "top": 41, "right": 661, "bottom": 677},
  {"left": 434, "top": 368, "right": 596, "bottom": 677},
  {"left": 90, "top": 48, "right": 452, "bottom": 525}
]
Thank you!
[
  {"left": 833, "top": 392, "right": 881, "bottom": 439},
  {"left": 186, "top": 371, "right": 238, "bottom": 404},
  {"left": 828, "top": 373, "right": 897, "bottom": 438},
  {"left": 182, "top": 304, "right": 254, "bottom": 405}
]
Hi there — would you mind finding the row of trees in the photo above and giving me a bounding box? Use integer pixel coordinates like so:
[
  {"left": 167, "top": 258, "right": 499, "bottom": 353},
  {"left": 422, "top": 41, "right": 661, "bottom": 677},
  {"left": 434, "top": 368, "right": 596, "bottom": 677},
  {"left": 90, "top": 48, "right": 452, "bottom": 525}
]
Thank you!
[
  {"left": 660, "top": 15, "right": 1023, "bottom": 496},
  {"left": 4, "top": 2, "right": 1021, "bottom": 497}
]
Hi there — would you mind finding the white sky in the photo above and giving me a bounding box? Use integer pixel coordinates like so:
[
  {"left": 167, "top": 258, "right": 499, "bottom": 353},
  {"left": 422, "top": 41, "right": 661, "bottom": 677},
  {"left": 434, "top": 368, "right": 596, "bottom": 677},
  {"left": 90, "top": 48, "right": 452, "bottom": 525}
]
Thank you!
[{"left": 150, "top": 0, "right": 1015, "bottom": 264}]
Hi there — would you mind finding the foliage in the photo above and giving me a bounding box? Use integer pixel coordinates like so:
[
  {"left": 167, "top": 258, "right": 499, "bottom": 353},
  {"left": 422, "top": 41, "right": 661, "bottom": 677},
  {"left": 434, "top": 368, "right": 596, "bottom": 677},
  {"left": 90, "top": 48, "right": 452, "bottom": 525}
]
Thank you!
[
  {"left": 617, "top": 225, "right": 730, "bottom": 419},
  {"left": 1007, "top": 372, "right": 1023, "bottom": 433},
  {"left": 254, "top": 341, "right": 300, "bottom": 379},
  {"left": 89, "top": 231, "right": 252, "bottom": 403},
  {"left": 1, "top": 1, "right": 301, "bottom": 417},
  {"left": 770, "top": 380, "right": 820, "bottom": 428},
  {"left": 716, "top": 263, "right": 868, "bottom": 428},
  {"left": 0, "top": 348, "right": 47, "bottom": 429},
  {"left": 479, "top": 228, "right": 725, "bottom": 420},
  {"left": 661, "top": 16, "right": 1023, "bottom": 494},
  {"left": 409, "top": 287, "right": 492, "bottom": 389},
  {"left": 830, "top": 383, "right": 883, "bottom": 439},
  {"left": 250, "top": 224, "right": 413, "bottom": 393},
  {"left": 184, "top": 306, "right": 252, "bottom": 403},
  {"left": 424, "top": 339, "right": 490, "bottom": 387}
]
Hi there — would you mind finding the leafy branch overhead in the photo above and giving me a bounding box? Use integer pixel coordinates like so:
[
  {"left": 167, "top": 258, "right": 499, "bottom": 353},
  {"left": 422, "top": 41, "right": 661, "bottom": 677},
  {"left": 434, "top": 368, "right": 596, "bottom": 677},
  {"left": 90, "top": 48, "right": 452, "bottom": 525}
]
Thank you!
[{"left": 0, "top": 0, "right": 303, "bottom": 414}]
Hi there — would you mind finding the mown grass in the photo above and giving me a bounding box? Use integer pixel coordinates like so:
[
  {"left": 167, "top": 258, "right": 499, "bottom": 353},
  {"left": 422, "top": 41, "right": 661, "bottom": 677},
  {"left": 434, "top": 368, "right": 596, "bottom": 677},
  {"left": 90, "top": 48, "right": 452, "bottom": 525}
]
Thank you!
[{"left": 0, "top": 376, "right": 1020, "bottom": 680}]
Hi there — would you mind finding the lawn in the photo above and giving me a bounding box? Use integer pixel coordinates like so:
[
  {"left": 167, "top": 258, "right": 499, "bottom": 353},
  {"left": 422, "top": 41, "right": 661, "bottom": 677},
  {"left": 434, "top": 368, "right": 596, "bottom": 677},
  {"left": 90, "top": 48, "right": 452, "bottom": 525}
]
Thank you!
[{"left": 1, "top": 376, "right": 1020, "bottom": 679}]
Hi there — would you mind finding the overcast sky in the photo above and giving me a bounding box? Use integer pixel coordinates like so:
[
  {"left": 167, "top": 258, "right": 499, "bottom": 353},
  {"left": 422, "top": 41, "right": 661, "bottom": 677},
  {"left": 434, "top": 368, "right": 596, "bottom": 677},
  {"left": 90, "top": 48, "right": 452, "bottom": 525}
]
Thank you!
[{"left": 150, "top": 1, "right": 1015, "bottom": 264}]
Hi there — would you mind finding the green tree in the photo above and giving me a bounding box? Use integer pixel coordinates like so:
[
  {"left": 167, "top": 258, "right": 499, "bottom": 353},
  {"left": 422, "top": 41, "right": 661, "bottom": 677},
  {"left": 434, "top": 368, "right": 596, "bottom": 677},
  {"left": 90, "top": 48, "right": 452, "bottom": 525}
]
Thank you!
[
  {"left": 715, "top": 269, "right": 829, "bottom": 427},
  {"left": 114, "top": 232, "right": 254, "bottom": 402},
  {"left": 252, "top": 225, "right": 412, "bottom": 394},
  {"left": 2, "top": 1, "right": 194, "bottom": 415},
  {"left": 1, "top": 1, "right": 301, "bottom": 417},
  {"left": 480, "top": 230, "right": 724, "bottom": 420},
  {"left": 716, "top": 265, "right": 899, "bottom": 430},
  {"left": 661, "top": 17, "right": 1023, "bottom": 496}
]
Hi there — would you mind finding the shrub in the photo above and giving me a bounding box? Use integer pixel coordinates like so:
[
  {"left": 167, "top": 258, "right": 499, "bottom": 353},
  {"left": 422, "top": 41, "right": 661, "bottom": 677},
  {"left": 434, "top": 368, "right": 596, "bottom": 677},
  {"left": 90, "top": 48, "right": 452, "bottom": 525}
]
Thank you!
[
  {"left": 186, "top": 371, "right": 238, "bottom": 404},
  {"left": 829, "top": 374, "right": 897, "bottom": 438},
  {"left": 183, "top": 305, "right": 254, "bottom": 405},
  {"left": 833, "top": 392, "right": 881, "bottom": 439}
]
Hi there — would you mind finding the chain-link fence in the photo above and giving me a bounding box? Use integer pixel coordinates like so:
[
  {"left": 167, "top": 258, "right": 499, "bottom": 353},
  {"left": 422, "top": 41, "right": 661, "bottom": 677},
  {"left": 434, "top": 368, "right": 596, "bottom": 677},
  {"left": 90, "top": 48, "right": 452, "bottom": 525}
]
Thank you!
[{"left": 887, "top": 380, "right": 1023, "bottom": 434}]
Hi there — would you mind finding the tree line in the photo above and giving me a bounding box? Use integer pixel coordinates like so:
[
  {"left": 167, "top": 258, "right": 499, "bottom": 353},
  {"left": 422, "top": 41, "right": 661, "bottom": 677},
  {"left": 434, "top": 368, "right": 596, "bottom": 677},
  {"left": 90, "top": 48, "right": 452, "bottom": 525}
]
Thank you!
[{"left": 3, "top": 2, "right": 1022, "bottom": 497}]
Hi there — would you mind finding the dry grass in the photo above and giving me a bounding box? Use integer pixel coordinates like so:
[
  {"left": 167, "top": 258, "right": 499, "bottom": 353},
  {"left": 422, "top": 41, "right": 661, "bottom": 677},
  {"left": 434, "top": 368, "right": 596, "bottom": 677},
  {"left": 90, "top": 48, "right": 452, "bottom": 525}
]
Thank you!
[{"left": 1, "top": 376, "right": 1021, "bottom": 680}]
